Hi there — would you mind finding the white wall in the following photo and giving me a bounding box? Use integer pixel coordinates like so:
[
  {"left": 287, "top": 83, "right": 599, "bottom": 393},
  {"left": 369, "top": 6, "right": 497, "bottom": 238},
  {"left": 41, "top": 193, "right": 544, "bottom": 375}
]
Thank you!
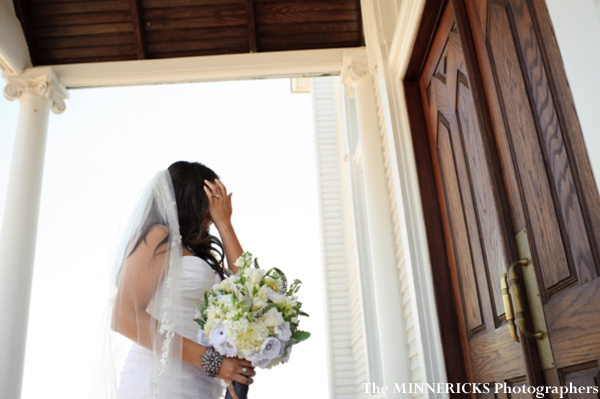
[{"left": 546, "top": 0, "right": 600, "bottom": 187}]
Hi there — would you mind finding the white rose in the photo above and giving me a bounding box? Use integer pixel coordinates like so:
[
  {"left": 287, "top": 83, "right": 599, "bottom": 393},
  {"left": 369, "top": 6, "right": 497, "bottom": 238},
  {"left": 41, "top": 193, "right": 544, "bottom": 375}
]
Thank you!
[
  {"left": 262, "top": 307, "right": 284, "bottom": 327},
  {"left": 249, "top": 352, "right": 272, "bottom": 368},
  {"left": 209, "top": 323, "right": 228, "bottom": 344},
  {"left": 259, "top": 337, "right": 283, "bottom": 360},
  {"left": 215, "top": 339, "right": 238, "bottom": 357},
  {"left": 274, "top": 322, "right": 292, "bottom": 341}
]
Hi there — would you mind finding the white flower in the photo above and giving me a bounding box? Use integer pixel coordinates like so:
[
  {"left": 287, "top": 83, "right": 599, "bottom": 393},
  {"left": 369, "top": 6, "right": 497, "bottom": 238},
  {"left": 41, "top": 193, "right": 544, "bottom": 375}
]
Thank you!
[
  {"left": 263, "top": 276, "right": 283, "bottom": 292},
  {"left": 215, "top": 339, "right": 238, "bottom": 357},
  {"left": 267, "top": 291, "right": 283, "bottom": 303},
  {"left": 219, "top": 278, "right": 234, "bottom": 292},
  {"left": 260, "top": 337, "right": 283, "bottom": 360},
  {"left": 235, "top": 252, "right": 253, "bottom": 268},
  {"left": 274, "top": 322, "right": 292, "bottom": 341},
  {"left": 262, "top": 307, "right": 284, "bottom": 327},
  {"left": 197, "top": 329, "right": 210, "bottom": 346},
  {"left": 210, "top": 323, "right": 228, "bottom": 344},
  {"left": 252, "top": 285, "right": 272, "bottom": 309},
  {"left": 247, "top": 268, "right": 265, "bottom": 285},
  {"left": 249, "top": 352, "right": 272, "bottom": 368}
]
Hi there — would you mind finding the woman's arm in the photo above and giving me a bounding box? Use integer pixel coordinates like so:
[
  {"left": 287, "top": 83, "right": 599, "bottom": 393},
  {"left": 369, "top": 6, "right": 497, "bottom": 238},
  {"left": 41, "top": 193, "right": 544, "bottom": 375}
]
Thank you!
[
  {"left": 204, "top": 179, "right": 244, "bottom": 274},
  {"left": 111, "top": 225, "right": 170, "bottom": 351},
  {"left": 111, "top": 225, "right": 254, "bottom": 389}
]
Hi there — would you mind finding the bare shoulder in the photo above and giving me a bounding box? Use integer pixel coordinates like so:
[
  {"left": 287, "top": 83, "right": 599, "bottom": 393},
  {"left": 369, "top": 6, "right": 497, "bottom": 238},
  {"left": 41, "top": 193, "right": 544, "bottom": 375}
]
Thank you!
[
  {"left": 128, "top": 224, "right": 170, "bottom": 258},
  {"left": 143, "top": 224, "right": 170, "bottom": 248}
]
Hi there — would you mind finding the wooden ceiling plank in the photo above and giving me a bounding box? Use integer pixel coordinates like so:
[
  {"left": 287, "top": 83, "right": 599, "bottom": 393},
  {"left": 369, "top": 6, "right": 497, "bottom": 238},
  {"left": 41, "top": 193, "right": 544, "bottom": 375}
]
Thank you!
[
  {"left": 144, "top": 26, "right": 248, "bottom": 42},
  {"left": 29, "top": 11, "right": 132, "bottom": 28},
  {"left": 255, "top": 0, "right": 355, "bottom": 3},
  {"left": 147, "top": 36, "right": 245, "bottom": 53},
  {"left": 30, "top": 0, "right": 118, "bottom": 4},
  {"left": 143, "top": 0, "right": 242, "bottom": 9},
  {"left": 145, "top": 19, "right": 246, "bottom": 31},
  {"left": 32, "top": 23, "right": 134, "bottom": 38},
  {"left": 29, "top": 1, "right": 130, "bottom": 17},
  {"left": 129, "top": 0, "right": 146, "bottom": 59},
  {"left": 258, "top": 41, "right": 361, "bottom": 53},
  {"left": 146, "top": 47, "right": 250, "bottom": 59},
  {"left": 143, "top": 4, "right": 246, "bottom": 22},
  {"left": 37, "top": 54, "right": 138, "bottom": 66},
  {"left": 35, "top": 34, "right": 135, "bottom": 50},
  {"left": 256, "top": 21, "right": 361, "bottom": 35},
  {"left": 246, "top": 0, "right": 257, "bottom": 52},
  {"left": 255, "top": 2, "right": 359, "bottom": 24},
  {"left": 37, "top": 43, "right": 137, "bottom": 60},
  {"left": 258, "top": 31, "right": 362, "bottom": 48}
]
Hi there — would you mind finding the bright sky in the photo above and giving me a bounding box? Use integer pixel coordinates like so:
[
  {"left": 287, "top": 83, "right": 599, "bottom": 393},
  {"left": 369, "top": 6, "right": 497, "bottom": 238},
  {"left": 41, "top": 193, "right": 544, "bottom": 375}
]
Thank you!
[{"left": 0, "top": 78, "right": 329, "bottom": 398}]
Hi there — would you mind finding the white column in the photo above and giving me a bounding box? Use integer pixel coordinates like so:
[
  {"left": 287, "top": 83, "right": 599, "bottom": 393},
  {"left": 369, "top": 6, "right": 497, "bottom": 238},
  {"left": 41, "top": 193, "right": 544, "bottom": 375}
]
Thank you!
[
  {"left": 342, "top": 54, "right": 409, "bottom": 395},
  {"left": 0, "top": 67, "right": 68, "bottom": 399}
]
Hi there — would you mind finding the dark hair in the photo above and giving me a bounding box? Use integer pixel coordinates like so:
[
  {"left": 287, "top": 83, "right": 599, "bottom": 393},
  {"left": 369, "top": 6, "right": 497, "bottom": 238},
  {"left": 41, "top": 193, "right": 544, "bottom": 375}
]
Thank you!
[
  {"left": 128, "top": 161, "right": 225, "bottom": 279},
  {"left": 168, "top": 161, "right": 225, "bottom": 279}
]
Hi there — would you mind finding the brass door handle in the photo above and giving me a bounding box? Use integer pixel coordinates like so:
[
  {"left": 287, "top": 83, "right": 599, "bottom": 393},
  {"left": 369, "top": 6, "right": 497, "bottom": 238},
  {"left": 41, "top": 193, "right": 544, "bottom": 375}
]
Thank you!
[
  {"left": 501, "top": 272, "right": 519, "bottom": 342},
  {"left": 506, "top": 259, "right": 544, "bottom": 340}
]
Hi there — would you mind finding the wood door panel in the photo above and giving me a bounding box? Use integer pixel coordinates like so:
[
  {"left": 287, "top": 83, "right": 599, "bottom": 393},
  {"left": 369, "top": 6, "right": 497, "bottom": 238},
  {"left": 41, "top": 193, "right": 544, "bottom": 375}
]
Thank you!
[
  {"left": 470, "top": 327, "right": 526, "bottom": 382},
  {"left": 559, "top": 361, "right": 600, "bottom": 399},
  {"left": 438, "top": 121, "right": 486, "bottom": 334},
  {"left": 544, "top": 278, "right": 600, "bottom": 368},
  {"left": 505, "top": 378, "right": 534, "bottom": 399},
  {"left": 465, "top": 0, "right": 528, "bottom": 234},
  {"left": 456, "top": 68, "right": 510, "bottom": 321},
  {"left": 487, "top": 0, "right": 572, "bottom": 293},
  {"left": 529, "top": 0, "right": 600, "bottom": 276},
  {"left": 506, "top": 0, "right": 596, "bottom": 285}
]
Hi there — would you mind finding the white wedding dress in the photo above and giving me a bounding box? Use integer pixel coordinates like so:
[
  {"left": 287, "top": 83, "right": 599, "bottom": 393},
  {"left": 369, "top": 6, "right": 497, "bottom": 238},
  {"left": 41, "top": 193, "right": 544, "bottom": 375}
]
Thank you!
[{"left": 117, "top": 256, "right": 225, "bottom": 399}]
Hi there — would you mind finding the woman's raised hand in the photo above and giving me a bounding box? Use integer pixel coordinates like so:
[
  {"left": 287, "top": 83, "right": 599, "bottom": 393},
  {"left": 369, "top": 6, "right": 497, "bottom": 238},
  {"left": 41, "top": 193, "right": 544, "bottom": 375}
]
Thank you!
[
  {"left": 203, "top": 179, "right": 244, "bottom": 273},
  {"left": 204, "top": 179, "right": 233, "bottom": 230},
  {"left": 219, "top": 357, "right": 255, "bottom": 399}
]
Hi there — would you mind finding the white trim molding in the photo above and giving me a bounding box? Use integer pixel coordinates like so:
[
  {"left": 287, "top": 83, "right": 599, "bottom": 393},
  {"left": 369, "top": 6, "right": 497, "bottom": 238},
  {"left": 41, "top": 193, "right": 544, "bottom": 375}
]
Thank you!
[{"left": 49, "top": 48, "right": 362, "bottom": 89}]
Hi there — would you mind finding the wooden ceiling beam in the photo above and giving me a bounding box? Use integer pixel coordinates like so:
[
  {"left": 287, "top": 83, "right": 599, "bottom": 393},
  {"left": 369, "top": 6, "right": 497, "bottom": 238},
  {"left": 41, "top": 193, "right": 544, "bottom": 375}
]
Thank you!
[
  {"left": 247, "top": 0, "right": 257, "bottom": 53},
  {"left": 129, "top": 0, "right": 146, "bottom": 59}
]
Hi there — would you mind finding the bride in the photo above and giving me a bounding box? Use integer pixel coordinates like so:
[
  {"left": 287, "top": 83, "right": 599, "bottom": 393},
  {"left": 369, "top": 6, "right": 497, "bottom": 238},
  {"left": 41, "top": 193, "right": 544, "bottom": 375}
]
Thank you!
[{"left": 109, "top": 161, "right": 255, "bottom": 399}]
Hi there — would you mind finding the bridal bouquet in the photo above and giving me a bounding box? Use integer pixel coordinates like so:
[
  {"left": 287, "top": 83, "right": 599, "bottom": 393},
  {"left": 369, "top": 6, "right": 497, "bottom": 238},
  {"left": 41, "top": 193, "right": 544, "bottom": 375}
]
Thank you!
[{"left": 194, "top": 252, "right": 310, "bottom": 371}]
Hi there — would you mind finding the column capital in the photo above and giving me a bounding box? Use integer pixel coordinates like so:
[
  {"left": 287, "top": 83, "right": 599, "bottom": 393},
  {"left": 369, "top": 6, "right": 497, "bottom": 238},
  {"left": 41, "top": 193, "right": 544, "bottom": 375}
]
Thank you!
[
  {"left": 341, "top": 53, "right": 370, "bottom": 98},
  {"left": 2, "top": 67, "right": 69, "bottom": 114}
]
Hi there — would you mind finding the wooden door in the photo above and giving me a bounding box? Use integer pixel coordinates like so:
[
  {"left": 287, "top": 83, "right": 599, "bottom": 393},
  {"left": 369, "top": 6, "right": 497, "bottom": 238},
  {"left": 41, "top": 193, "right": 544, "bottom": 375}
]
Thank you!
[{"left": 416, "top": 0, "right": 600, "bottom": 395}]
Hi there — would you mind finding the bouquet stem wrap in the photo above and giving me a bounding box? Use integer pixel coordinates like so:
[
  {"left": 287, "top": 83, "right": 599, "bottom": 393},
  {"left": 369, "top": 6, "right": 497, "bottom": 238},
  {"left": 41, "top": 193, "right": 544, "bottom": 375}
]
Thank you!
[{"left": 225, "top": 381, "right": 249, "bottom": 399}]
